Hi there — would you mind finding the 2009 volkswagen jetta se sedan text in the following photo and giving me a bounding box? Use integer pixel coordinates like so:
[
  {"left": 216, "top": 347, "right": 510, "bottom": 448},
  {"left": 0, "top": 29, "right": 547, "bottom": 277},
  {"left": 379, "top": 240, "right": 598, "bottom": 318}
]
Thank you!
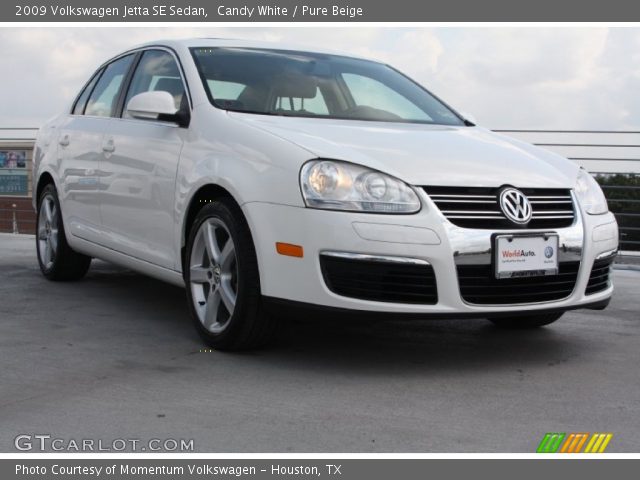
[{"left": 33, "top": 38, "right": 619, "bottom": 350}]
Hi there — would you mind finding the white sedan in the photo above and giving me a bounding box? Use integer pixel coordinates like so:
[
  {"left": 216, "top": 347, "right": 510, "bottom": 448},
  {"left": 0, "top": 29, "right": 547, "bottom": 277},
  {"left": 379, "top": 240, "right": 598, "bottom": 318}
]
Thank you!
[{"left": 32, "top": 38, "right": 619, "bottom": 349}]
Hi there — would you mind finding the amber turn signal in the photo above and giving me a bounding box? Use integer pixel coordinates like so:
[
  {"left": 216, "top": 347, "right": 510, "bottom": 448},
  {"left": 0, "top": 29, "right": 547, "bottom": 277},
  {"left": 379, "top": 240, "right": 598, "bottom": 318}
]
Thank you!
[{"left": 276, "top": 242, "right": 304, "bottom": 258}]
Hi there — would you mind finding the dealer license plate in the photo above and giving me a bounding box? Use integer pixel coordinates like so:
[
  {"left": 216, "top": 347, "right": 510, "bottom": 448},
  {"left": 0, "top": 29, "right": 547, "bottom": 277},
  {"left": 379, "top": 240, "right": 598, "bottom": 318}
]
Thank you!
[{"left": 494, "top": 234, "right": 559, "bottom": 279}]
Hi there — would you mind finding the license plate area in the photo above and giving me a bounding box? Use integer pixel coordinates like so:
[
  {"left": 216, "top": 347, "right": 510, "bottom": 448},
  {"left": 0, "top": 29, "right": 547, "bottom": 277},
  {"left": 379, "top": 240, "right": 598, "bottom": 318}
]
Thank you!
[{"left": 494, "top": 233, "right": 559, "bottom": 279}]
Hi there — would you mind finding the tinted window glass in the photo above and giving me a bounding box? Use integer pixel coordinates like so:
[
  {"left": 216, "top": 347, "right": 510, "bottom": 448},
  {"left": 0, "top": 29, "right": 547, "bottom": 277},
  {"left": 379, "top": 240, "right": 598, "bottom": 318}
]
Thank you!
[
  {"left": 191, "top": 47, "right": 463, "bottom": 126},
  {"left": 207, "top": 80, "right": 245, "bottom": 100},
  {"left": 85, "top": 54, "right": 134, "bottom": 117},
  {"left": 72, "top": 71, "right": 101, "bottom": 115},
  {"left": 342, "top": 73, "right": 432, "bottom": 122},
  {"left": 124, "top": 50, "right": 184, "bottom": 116},
  {"left": 276, "top": 87, "right": 328, "bottom": 115}
]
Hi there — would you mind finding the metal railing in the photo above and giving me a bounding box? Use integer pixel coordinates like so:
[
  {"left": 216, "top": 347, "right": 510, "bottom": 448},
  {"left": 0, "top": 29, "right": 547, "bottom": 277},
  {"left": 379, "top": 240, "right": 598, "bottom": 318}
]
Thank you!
[
  {"left": 595, "top": 176, "right": 640, "bottom": 253},
  {"left": 0, "top": 206, "right": 35, "bottom": 234}
]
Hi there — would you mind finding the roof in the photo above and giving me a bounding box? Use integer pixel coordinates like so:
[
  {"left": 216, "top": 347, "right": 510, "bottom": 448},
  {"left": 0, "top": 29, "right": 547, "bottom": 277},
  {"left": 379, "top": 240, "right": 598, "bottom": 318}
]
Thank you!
[{"left": 131, "top": 37, "right": 377, "bottom": 62}]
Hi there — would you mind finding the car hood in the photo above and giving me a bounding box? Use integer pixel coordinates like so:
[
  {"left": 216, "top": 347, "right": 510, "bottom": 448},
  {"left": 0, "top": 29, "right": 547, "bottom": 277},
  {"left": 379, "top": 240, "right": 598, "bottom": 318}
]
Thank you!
[{"left": 228, "top": 113, "right": 579, "bottom": 189}]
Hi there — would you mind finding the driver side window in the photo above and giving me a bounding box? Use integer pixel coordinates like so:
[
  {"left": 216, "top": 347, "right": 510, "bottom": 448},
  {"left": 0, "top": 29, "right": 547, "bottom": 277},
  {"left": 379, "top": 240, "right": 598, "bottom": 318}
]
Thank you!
[{"left": 124, "top": 49, "right": 185, "bottom": 117}]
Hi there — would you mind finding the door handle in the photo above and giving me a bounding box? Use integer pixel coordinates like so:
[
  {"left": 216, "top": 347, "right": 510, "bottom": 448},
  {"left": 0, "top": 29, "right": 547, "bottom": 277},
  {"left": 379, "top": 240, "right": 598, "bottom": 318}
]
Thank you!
[
  {"left": 102, "top": 138, "right": 115, "bottom": 153},
  {"left": 59, "top": 135, "right": 70, "bottom": 147}
]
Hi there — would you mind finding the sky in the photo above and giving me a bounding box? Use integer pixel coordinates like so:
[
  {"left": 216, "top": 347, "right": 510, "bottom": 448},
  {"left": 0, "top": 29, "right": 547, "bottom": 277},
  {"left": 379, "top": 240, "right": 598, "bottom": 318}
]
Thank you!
[{"left": 0, "top": 26, "right": 639, "bottom": 130}]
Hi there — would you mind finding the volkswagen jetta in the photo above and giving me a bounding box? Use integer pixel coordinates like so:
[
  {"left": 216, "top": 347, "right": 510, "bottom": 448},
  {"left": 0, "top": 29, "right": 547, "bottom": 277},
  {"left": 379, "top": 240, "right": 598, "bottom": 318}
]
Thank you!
[{"left": 32, "top": 39, "right": 619, "bottom": 349}]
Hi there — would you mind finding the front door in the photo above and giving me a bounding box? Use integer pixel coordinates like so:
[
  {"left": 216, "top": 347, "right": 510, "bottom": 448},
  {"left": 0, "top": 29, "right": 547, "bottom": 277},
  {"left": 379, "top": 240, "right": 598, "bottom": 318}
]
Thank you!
[{"left": 98, "top": 49, "right": 187, "bottom": 269}]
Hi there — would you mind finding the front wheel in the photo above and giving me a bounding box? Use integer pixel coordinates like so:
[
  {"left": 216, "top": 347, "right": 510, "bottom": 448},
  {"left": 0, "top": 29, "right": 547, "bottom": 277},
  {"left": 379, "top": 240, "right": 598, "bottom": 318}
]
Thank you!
[
  {"left": 184, "top": 198, "right": 276, "bottom": 350},
  {"left": 488, "top": 312, "right": 564, "bottom": 329},
  {"left": 36, "top": 184, "right": 91, "bottom": 281}
]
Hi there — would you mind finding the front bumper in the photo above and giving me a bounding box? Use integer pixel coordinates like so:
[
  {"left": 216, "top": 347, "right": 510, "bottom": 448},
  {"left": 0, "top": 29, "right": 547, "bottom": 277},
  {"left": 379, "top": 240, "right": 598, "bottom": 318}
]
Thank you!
[{"left": 242, "top": 191, "right": 618, "bottom": 315}]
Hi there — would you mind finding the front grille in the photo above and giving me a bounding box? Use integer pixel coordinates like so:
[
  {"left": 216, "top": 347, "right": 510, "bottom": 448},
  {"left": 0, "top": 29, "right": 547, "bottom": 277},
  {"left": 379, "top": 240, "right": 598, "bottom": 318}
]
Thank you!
[
  {"left": 320, "top": 254, "right": 438, "bottom": 304},
  {"left": 456, "top": 261, "right": 580, "bottom": 305},
  {"left": 424, "top": 186, "right": 575, "bottom": 229},
  {"left": 586, "top": 256, "right": 615, "bottom": 295}
]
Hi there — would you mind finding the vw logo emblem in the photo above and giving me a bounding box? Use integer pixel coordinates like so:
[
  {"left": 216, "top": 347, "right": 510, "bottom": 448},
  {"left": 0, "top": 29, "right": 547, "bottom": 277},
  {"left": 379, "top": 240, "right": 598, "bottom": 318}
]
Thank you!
[
  {"left": 499, "top": 187, "right": 532, "bottom": 224},
  {"left": 545, "top": 246, "right": 554, "bottom": 258}
]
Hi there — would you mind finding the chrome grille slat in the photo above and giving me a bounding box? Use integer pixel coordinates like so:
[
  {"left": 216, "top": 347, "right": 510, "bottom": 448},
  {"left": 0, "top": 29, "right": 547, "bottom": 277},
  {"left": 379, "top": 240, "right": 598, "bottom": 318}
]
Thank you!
[
  {"left": 429, "top": 194, "right": 496, "bottom": 199},
  {"left": 528, "top": 215, "right": 574, "bottom": 219},
  {"left": 441, "top": 210, "right": 502, "bottom": 215},
  {"left": 433, "top": 199, "right": 497, "bottom": 203},
  {"left": 535, "top": 210, "right": 573, "bottom": 216},
  {"left": 527, "top": 196, "right": 572, "bottom": 200},
  {"left": 423, "top": 186, "right": 575, "bottom": 229},
  {"left": 447, "top": 216, "right": 507, "bottom": 220}
]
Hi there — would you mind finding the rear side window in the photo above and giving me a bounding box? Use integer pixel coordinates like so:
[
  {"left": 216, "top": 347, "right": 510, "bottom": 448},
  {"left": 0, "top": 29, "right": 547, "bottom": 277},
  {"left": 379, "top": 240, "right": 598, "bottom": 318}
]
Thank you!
[
  {"left": 85, "top": 54, "right": 135, "bottom": 117},
  {"left": 72, "top": 71, "right": 101, "bottom": 115},
  {"left": 123, "top": 49, "right": 185, "bottom": 115}
]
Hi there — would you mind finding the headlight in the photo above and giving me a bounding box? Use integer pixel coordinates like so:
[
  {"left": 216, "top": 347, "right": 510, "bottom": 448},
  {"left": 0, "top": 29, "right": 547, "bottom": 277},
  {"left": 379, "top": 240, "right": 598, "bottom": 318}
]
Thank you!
[
  {"left": 300, "top": 160, "right": 421, "bottom": 213},
  {"left": 575, "top": 169, "right": 608, "bottom": 215}
]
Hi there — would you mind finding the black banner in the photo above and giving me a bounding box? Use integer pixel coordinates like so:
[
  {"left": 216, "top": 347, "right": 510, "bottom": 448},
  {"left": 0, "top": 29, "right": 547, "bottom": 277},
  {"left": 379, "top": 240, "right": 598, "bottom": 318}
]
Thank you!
[
  {"left": 5, "top": 0, "right": 640, "bottom": 22},
  {"left": 3, "top": 459, "right": 640, "bottom": 480}
]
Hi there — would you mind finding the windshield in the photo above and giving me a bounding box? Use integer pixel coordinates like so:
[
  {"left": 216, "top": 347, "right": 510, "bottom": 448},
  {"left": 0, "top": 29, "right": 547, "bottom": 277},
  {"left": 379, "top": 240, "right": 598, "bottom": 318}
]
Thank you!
[{"left": 190, "top": 47, "right": 465, "bottom": 126}]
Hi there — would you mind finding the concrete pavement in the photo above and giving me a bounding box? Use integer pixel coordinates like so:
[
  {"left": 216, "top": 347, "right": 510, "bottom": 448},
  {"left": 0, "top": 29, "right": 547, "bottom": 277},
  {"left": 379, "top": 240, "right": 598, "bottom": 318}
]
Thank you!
[{"left": 0, "top": 233, "right": 639, "bottom": 452}]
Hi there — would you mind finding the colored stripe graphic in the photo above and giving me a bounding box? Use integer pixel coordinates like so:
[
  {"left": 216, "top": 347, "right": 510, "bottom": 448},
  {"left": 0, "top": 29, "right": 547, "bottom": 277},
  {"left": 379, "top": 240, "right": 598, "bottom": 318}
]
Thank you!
[
  {"left": 573, "top": 433, "right": 590, "bottom": 453},
  {"left": 560, "top": 433, "right": 575, "bottom": 453},
  {"left": 560, "top": 433, "right": 589, "bottom": 453},
  {"left": 537, "top": 432, "right": 613, "bottom": 453},
  {"left": 537, "top": 433, "right": 566, "bottom": 453},
  {"left": 584, "top": 433, "right": 613, "bottom": 453}
]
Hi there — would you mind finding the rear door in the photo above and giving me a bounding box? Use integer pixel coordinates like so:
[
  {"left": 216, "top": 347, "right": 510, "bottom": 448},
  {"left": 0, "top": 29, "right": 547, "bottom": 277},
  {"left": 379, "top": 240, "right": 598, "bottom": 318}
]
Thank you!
[
  {"left": 58, "top": 54, "right": 135, "bottom": 243},
  {"left": 97, "top": 49, "right": 188, "bottom": 269}
]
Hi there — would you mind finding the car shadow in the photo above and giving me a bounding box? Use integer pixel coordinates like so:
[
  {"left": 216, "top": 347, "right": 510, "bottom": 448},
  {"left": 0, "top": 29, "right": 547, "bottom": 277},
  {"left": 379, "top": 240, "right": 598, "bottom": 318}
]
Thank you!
[
  {"left": 260, "top": 316, "right": 580, "bottom": 376},
  {"left": 78, "top": 260, "right": 589, "bottom": 376}
]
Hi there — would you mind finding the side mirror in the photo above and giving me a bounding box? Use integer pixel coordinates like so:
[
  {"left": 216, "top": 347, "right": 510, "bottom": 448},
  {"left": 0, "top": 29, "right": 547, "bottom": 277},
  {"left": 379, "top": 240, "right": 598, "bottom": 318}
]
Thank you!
[
  {"left": 459, "top": 111, "right": 477, "bottom": 126},
  {"left": 126, "top": 91, "right": 190, "bottom": 127},
  {"left": 127, "top": 91, "right": 177, "bottom": 119}
]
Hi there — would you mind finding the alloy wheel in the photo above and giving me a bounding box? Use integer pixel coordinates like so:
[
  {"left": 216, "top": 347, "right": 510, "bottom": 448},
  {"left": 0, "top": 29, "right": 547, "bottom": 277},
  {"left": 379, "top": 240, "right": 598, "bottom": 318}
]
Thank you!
[
  {"left": 189, "top": 218, "right": 238, "bottom": 333},
  {"left": 37, "top": 194, "right": 59, "bottom": 270}
]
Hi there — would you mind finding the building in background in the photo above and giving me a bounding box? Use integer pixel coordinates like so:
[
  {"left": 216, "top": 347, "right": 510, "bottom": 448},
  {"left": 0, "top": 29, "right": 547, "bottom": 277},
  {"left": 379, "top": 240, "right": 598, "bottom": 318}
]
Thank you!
[{"left": 0, "top": 128, "right": 36, "bottom": 233}]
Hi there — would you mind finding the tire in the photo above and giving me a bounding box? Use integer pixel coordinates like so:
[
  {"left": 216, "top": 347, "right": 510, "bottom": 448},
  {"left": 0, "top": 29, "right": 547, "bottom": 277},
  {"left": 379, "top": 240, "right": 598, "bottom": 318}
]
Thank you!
[
  {"left": 36, "top": 183, "right": 91, "bottom": 281},
  {"left": 184, "top": 198, "right": 276, "bottom": 350},
  {"left": 488, "top": 312, "right": 564, "bottom": 329}
]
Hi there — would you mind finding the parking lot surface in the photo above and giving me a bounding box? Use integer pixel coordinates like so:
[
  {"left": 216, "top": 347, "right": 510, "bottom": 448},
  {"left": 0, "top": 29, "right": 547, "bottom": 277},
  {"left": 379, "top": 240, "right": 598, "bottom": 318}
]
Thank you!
[{"left": 0, "top": 233, "right": 638, "bottom": 452}]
